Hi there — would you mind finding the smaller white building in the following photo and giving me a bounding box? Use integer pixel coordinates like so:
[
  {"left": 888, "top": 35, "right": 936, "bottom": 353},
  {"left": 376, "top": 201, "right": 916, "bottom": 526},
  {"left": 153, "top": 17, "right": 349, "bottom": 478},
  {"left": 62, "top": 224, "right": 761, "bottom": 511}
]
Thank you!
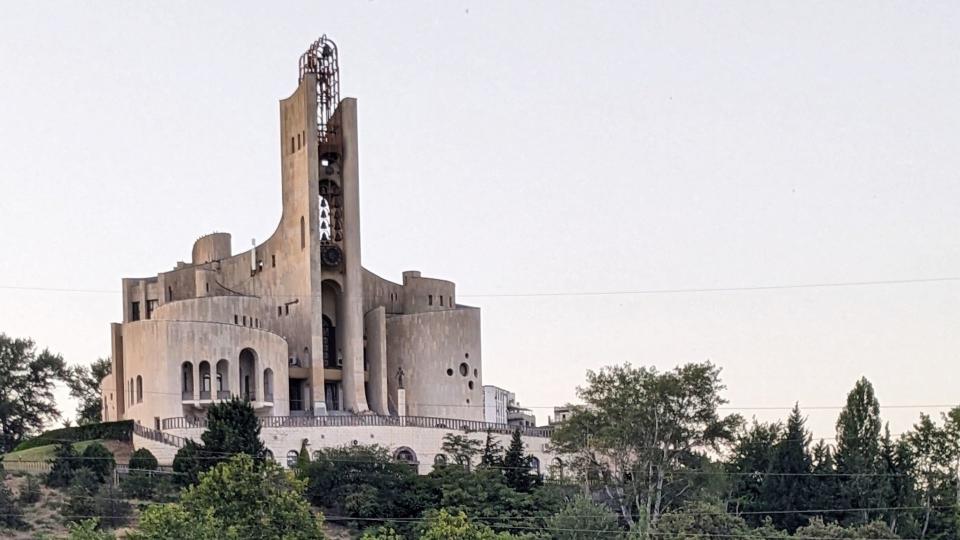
[{"left": 482, "top": 385, "right": 512, "bottom": 425}]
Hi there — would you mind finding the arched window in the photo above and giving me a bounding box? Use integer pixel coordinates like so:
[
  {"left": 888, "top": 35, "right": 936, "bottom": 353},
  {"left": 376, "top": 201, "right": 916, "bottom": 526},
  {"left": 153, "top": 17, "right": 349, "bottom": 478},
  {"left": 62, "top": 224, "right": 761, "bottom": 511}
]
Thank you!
[
  {"left": 434, "top": 454, "right": 448, "bottom": 466},
  {"left": 394, "top": 447, "right": 418, "bottom": 465},
  {"left": 199, "top": 361, "right": 211, "bottom": 399},
  {"left": 529, "top": 456, "right": 540, "bottom": 473},
  {"left": 263, "top": 368, "right": 274, "bottom": 402},
  {"left": 216, "top": 359, "right": 230, "bottom": 398},
  {"left": 181, "top": 362, "right": 194, "bottom": 400},
  {"left": 136, "top": 376, "right": 143, "bottom": 403},
  {"left": 286, "top": 450, "right": 299, "bottom": 467},
  {"left": 264, "top": 449, "right": 274, "bottom": 462}
]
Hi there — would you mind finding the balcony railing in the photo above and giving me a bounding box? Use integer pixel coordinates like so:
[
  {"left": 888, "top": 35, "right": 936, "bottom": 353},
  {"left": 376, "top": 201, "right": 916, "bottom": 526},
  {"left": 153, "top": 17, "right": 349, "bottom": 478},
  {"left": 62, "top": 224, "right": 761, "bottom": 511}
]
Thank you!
[
  {"left": 199, "top": 390, "right": 211, "bottom": 400},
  {"left": 161, "top": 414, "right": 554, "bottom": 438}
]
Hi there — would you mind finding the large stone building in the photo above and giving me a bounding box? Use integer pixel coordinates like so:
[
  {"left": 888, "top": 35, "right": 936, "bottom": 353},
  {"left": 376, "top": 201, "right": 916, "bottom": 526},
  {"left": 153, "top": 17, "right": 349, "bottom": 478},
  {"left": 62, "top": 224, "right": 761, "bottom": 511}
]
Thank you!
[{"left": 99, "top": 36, "right": 556, "bottom": 473}]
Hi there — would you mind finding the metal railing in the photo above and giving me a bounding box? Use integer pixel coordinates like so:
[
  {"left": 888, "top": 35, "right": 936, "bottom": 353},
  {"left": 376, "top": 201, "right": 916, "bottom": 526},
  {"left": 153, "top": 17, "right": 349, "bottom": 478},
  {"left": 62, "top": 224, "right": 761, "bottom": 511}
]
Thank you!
[
  {"left": 133, "top": 422, "right": 187, "bottom": 448},
  {"left": 161, "top": 414, "right": 554, "bottom": 438}
]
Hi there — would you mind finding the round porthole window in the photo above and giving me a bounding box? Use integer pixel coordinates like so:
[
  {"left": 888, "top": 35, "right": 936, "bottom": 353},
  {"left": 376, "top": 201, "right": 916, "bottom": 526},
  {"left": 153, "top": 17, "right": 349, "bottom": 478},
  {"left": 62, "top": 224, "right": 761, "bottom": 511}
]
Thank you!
[
  {"left": 468, "top": 381, "right": 474, "bottom": 390},
  {"left": 459, "top": 363, "right": 468, "bottom": 376},
  {"left": 446, "top": 368, "right": 454, "bottom": 376}
]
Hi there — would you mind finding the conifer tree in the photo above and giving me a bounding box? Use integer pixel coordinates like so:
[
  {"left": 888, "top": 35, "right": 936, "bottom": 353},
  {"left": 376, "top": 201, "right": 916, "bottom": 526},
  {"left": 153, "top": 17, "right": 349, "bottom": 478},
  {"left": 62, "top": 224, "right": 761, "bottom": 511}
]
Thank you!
[
  {"left": 503, "top": 428, "right": 536, "bottom": 492},
  {"left": 834, "top": 377, "right": 884, "bottom": 525},
  {"left": 760, "top": 403, "right": 812, "bottom": 532},
  {"left": 480, "top": 429, "right": 503, "bottom": 468}
]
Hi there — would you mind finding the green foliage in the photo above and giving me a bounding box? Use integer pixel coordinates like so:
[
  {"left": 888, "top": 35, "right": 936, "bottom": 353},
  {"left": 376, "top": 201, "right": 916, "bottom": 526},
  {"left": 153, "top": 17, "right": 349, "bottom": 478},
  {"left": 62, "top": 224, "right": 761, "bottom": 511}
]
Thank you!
[
  {"left": 14, "top": 420, "right": 133, "bottom": 452},
  {"left": 653, "top": 503, "right": 769, "bottom": 540},
  {"left": 418, "top": 509, "right": 514, "bottom": 540},
  {"left": 545, "top": 496, "right": 624, "bottom": 540},
  {"left": 834, "top": 377, "right": 884, "bottom": 525},
  {"left": 130, "top": 453, "right": 325, "bottom": 539},
  {"left": 46, "top": 438, "right": 80, "bottom": 487},
  {"left": 303, "top": 444, "right": 424, "bottom": 528},
  {"left": 63, "top": 468, "right": 100, "bottom": 525},
  {"left": 171, "top": 439, "right": 206, "bottom": 485},
  {"left": 502, "top": 429, "right": 538, "bottom": 493},
  {"left": 18, "top": 473, "right": 41, "bottom": 504},
  {"left": 794, "top": 517, "right": 900, "bottom": 539},
  {"left": 480, "top": 429, "right": 503, "bottom": 468},
  {"left": 0, "top": 333, "right": 67, "bottom": 452},
  {"left": 0, "top": 480, "right": 26, "bottom": 529},
  {"left": 442, "top": 434, "right": 483, "bottom": 471},
  {"left": 551, "top": 362, "right": 741, "bottom": 527},
  {"left": 759, "top": 404, "right": 813, "bottom": 532},
  {"left": 80, "top": 441, "right": 115, "bottom": 482},
  {"left": 296, "top": 438, "right": 312, "bottom": 472},
  {"left": 172, "top": 398, "right": 266, "bottom": 485},
  {"left": 129, "top": 448, "right": 159, "bottom": 471},
  {"left": 65, "top": 357, "right": 112, "bottom": 425},
  {"left": 94, "top": 484, "right": 134, "bottom": 530},
  {"left": 426, "top": 465, "right": 543, "bottom": 533},
  {"left": 360, "top": 525, "right": 405, "bottom": 539},
  {"left": 68, "top": 519, "right": 116, "bottom": 540}
]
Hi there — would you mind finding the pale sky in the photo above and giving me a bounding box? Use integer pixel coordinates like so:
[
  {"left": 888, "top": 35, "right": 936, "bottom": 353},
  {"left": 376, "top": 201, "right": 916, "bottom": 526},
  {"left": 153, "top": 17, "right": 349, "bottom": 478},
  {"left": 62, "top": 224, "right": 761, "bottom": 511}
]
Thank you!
[{"left": 1, "top": 2, "right": 958, "bottom": 441}]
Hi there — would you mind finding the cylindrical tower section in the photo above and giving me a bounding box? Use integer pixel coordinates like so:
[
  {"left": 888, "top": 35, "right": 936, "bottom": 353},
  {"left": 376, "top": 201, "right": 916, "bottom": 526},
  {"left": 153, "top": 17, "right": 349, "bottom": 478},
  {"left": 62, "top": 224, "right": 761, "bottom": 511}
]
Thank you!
[
  {"left": 338, "top": 98, "right": 369, "bottom": 413},
  {"left": 191, "top": 233, "right": 232, "bottom": 265}
]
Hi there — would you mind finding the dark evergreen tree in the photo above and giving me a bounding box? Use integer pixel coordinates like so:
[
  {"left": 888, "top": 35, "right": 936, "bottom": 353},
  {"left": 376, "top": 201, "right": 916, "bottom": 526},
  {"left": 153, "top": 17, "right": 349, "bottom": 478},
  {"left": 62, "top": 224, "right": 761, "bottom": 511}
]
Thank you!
[
  {"left": 879, "top": 426, "right": 918, "bottom": 537},
  {"left": 80, "top": 441, "right": 115, "bottom": 483},
  {"left": 835, "top": 377, "right": 884, "bottom": 525},
  {"left": 760, "top": 404, "right": 813, "bottom": 532},
  {"left": 46, "top": 439, "right": 79, "bottom": 487},
  {"left": 172, "top": 398, "right": 266, "bottom": 485},
  {"left": 726, "top": 420, "right": 781, "bottom": 519},
  {"left": 480, "top": 429, "right": 503, "bottom": 468},
  {"left": 503, "top": 428, "right": 537, "bottom": 492},
  {"left": 808, "top": 439, "right": 841, "bottom": 514}
]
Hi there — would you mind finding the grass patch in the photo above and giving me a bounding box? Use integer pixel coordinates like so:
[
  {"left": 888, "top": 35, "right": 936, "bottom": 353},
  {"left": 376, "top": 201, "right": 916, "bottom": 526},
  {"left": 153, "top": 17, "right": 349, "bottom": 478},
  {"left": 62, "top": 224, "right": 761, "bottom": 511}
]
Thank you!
[{"left": 2, "top": 439, "right": 106, "bottom": 463}]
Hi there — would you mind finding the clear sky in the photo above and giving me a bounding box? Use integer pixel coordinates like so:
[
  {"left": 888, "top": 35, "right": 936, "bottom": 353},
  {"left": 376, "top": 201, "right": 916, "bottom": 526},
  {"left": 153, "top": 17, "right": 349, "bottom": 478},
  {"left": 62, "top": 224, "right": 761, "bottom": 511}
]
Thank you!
[{"left": 1, "top": 2, "right": 958, "bottom": 441}]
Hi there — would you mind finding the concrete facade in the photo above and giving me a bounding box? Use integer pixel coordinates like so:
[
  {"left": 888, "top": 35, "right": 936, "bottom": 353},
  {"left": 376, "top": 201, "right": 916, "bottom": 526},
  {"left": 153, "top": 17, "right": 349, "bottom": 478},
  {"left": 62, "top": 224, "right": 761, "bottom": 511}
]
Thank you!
[{"left": 101, "top": 37, "right": 554, "bottom": 471}]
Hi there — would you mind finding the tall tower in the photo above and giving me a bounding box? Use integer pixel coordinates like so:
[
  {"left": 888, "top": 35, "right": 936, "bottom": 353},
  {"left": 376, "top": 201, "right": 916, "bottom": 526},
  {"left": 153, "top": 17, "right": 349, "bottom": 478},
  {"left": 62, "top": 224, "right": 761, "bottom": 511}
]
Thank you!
[{"left": 279, "top": 36, "right": 369, "bottom": 414}]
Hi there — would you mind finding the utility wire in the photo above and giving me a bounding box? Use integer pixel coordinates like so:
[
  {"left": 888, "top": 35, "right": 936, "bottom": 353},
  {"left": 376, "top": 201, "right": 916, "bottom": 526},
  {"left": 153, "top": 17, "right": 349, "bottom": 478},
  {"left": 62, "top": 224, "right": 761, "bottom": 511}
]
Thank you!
[{"left": 2, "top": 275, "right": 959, "bottom": 298}]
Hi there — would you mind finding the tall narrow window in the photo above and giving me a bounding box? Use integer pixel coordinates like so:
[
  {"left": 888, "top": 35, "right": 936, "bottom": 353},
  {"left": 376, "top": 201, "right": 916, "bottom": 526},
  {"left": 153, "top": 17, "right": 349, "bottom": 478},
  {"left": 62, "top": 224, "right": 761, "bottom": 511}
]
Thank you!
[
  {"left": 428, "top": 295, "right": 433, "bottom": 306},
  {"left": 131, "top": 302, "right": 140, "bottom": 321},
  {"left": 136, "top": 376, "right": 143, "bottom": 403},
  {"left": 271, "top": 254, "right": 276, "bottom": 268},
  {"left": 440, "top": 296, "right": 444, "bottom": 306},
  {"left": 300, "top": 216, "right": 306, "bottom": 249}
]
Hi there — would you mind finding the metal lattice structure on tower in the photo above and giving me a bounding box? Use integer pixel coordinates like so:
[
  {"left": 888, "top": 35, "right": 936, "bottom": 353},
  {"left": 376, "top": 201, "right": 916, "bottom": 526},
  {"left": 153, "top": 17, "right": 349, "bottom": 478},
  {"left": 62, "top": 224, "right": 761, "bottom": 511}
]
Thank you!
[{"left": 299, "top": 35, "right": 340, "bottom": 143}]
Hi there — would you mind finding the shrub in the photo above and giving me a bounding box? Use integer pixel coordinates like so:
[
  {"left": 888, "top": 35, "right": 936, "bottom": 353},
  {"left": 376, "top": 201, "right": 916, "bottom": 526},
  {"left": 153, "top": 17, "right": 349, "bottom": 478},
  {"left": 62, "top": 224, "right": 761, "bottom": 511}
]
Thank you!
[
  {"left": 63, "top": 468, "right": 100, "bottom": 524},
  {"left": 93, "top": 484, "right": 133, "bottom": 530},
  {"left": 81, "top": 442, "right": 115, "bottom": 483},
  {"left": 0, "top": 482, "right": 26, "bottom": 529},
  {"left": 68, "top": 518, "right": 116, "bottom": 539},
  {"left": 18, "top": 474, "right": 42, "bottom": 504},
  {"left": 129, "top": 448, "right": 158, "bottom": 472},
  {"left": 47, "top": 439, "right": 80, "bottom": 487}
]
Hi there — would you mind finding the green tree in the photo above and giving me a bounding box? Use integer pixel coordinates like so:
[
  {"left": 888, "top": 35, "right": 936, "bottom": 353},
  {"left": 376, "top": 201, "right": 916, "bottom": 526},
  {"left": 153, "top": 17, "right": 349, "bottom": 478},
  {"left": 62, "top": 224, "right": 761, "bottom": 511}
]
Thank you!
[
  {"left": 303, "top": 444, "right": 424, "bottom": 529},
  {"left": 47, "top": 438, "right": 80, "bottom": 487},
  {"left": 502, "top": 429, "right": 537, "bottom": 493},
  {"left": 902, "top": 412, "right": 959, "bottom": 540},
  {"left": 545, "top": 496, "right": 624, "bottom": 540},
  {"left": 727, "top": 420, "right": 781, "bottom": 517},
  {"left": 834, "top": 377, "right": 884, "bottom": 525},
  {"left": 65, "top": 357, "right": 112, "bottom": 425},
  {"left": 480, "top": 429, "right": 504, "bottom": 468},
  {"left": 130, "top": 453, "right": 325, "bottom": 540},
  {"left": 130, "top": 447, "right": 159, "bottom": 471},
  {"left": 68, "top": 519, "right": 116, "bottom": 540},
  {"left": 551, "top": 362, "right": 741, "bottom": 530},
  {"left": 442, "top": 433, "right": 483, "bottom": 471},
  {"left": 0, "top": 334, "right": 67, "bottom": 452},
  {"left": 808, "top": 439, "right": 841, "bottom": 515},
  {"left": 759, "top": 404, "right": 813, "bottom": 532},
  {"left": 172, "top": 398, "right": 266, "bottom": 485},
  {"left": 296, "top": 438, "right": 312, "bottom": 472},
  {"left": 80, "top": 441, "right": 115, "bottom": 483},
  {"left": 419, "top": 509, "right": 514, "bottom": 540},
  {"left": 652, "top": 502, "right": 777, "bottom": 540}
]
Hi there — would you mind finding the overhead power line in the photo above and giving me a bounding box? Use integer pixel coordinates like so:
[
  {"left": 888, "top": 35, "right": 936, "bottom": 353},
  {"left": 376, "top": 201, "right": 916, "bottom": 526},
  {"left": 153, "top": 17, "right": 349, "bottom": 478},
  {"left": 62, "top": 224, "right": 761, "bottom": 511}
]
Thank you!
[{"left": 1, "top": 275, "right": 959, "bottom": 299}]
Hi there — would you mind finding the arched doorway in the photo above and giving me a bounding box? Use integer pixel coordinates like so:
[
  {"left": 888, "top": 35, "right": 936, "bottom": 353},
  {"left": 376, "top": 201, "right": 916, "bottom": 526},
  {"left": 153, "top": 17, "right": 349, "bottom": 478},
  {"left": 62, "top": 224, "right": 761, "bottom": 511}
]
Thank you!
[{"left": 239, "top": 348, "right": 257, "bottom": 401}]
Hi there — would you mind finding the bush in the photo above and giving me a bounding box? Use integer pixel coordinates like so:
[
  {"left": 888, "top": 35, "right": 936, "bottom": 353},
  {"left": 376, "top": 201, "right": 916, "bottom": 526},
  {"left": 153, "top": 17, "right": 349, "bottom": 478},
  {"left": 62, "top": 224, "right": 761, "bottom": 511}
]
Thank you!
[
  {"left": 68, "top": 519, "right": 116, "bottom": 539},
  {"left": 14, "top": 420, "right": 133, "bottom": 452},
  {"left": 81, "top": 442, "right": 115, "bottom": 482},
  {"left": 0, "top": 482, "right": 26, "bottom": 529},
  {"left": 63, "top": 468, "right": 100, "bottom": 524},
  {"left": 18, "top": 474, "right": 42, "bottom": 504},
  {"left": 94, "top": 484, "right": 133, "bottom": 530},
  {"left": 47, "top": 439, "right": 80, "bottom": 487},
  {"left": 129, "top": 448, "right": 158, "bottom": 472}
]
